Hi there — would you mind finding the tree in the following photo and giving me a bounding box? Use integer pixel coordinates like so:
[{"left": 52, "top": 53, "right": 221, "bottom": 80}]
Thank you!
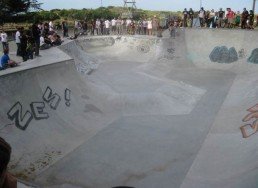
[{"left": 0, "top": 0, "right": 42, "bottom": 24}]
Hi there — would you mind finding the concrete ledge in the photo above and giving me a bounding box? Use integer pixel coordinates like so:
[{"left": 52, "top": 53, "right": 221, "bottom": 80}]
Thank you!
[{"left": 0, "top": 46, "right": 72, "bottom": 76}]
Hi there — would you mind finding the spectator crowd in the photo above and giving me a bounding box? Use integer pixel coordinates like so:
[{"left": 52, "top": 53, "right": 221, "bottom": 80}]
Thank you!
[
  {"left": 0, "top": 7, "right": 257, "bottom": 70},
  {"left": 180, "top": 7, "right": 255, "bottom": 29},
  {"left": 0, "top": 21, "right": 63, "bottom": 70},
  {"left": 72, "top": 15, "right": 162, "bottom": 37},
  {"left": 72, "top": 7, "right": 256, "bottom": 38}
]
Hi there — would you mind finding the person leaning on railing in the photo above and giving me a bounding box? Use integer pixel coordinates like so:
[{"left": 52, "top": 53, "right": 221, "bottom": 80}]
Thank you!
[{"left": 0, "top": 137, "right": 17, "bottom": 188}]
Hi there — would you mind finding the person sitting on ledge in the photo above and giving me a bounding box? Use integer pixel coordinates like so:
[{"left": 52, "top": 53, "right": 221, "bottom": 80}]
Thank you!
[
  {"left": 40, "top": 35, "right": 51, "bottom": 50},
  {"left": 48, "top": 33, "right": 62, "bottom": 46},
  {"left": 0, "top": 48, "right": 18, "bottom": 70},
  {"left": 0, "top": 137, "right": 17, "bottom": 188}
]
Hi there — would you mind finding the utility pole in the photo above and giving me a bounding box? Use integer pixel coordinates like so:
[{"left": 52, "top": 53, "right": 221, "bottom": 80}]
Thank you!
[
  {"left": 122, "top": 0, "right": 137, "bottom": 18},
  {"left": 101, "top": 0, "right": 103, "bottom": 7},
  {"left": 253, "top": 0, "right": 256, "bottom": 13},
  {"left": 200, "top": 0, "right": 202, "bottom": 9}
]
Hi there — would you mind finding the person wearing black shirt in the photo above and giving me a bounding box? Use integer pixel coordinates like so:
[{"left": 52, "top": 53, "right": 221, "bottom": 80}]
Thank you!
[
  {"left": 183, "top": 8, "right": 188, "bottom": 27},
  {"left": 20, "top": 28, "right": 28, "bottom": 62},
  {"left": 218, "top": 8, "right": 225, "bottom": 28},
  {"left": 32, "top": 23, "right": 41, "bottom": 57},
  {"left": 188, "top": 8, "right": 194, "bottom": 27},
  {"left": 241, "top": 8, "right": 249, "bottom": 29},
  {"left": 248, "top": 10, "right": 254, "bottom": 29}
]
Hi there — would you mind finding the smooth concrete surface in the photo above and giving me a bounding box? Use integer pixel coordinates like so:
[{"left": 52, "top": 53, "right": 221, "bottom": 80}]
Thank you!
[{"left": 1, "top": 28, "right": 258, "bottom": 188}]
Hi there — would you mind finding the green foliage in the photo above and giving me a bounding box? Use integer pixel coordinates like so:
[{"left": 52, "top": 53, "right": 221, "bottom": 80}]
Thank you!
[
  {"left": 38, "top": 10, "right": 60, "bottom": 21},
  {"left": 3, "top": 5, "right": 178, "bottom": 25},
  {"left": 0, "top": 0, "right": 41, "bottom": 24}
]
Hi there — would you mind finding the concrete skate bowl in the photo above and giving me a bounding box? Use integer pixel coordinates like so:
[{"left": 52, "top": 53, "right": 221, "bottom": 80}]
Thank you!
[{"left": 1, "top": 29, "right": 258, "bottom": 188}]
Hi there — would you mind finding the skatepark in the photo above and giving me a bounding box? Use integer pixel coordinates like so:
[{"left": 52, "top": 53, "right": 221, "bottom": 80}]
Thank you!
[{"left": 1, "top": 28, "right": 258, "bottom": 188}]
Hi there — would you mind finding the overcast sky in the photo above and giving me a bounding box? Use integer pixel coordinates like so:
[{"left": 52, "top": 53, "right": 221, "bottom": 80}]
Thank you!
[{"left": 39, "top": 0, "right": 257, "bottom": 12}]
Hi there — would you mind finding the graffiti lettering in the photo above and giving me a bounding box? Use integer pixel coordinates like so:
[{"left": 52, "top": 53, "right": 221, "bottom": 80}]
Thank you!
[
  {"left": 30, "top": 102, "right": 49, "bottom": 120},
  {"left": 7, "top": 102, "right": 33, "bottom": 130},
  {"left": 65, "top": 88, "right": 71, "bottom": 107},
  {"left": 7, "top": 86, "right": 71, "bottom": 131},
  {"left": 240, "top": 104, "right": 258, "bottom": 138},
  {"left": 42, "top": 87, "right": 61, "bottom": 110}
]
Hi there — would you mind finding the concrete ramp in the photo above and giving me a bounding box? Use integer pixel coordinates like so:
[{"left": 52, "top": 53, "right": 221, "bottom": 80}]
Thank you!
[{"left": 1, "top": 29, "right": 258, "bottom": 188}]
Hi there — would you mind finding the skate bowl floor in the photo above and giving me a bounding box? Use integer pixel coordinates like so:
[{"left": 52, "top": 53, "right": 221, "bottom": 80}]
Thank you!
[{"left": 1, "top": 29, "right": 258, "bottom": 188}]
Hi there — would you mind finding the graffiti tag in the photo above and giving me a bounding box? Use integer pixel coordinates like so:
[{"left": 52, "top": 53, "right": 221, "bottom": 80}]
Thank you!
[
  {"left": 240, "top": 104, "right": 258, "bottom": 138},
  {"left": 7, "top": 86, "right": 71, "bottom": 131}
]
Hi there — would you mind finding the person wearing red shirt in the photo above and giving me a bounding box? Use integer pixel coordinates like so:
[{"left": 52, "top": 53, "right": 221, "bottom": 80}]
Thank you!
[{"left": 226, "top": 8, "right": 235, "bottom": 28}]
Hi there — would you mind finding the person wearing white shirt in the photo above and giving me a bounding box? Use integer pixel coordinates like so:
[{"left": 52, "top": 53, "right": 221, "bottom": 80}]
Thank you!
[
  {"left": 40, "top": 35, "right": 51, "bottom": 50},
  {"left": 147, "top": 19, "right": 152, "bottom": 35},
  {"left": 126, "top": 18, "right": 131, "bottom": 34},
  {"left": 15, "top": 28, "right": 21, "bottom": 56},
  {"left": 95, "top": 19, "right": 101, "bottom": 35},
  {"left": 111, "top": 18, "right": 117, "bottom": 34},
  {"left": 49, "top": 21, "right": 54, "bottom": 31},
  {"left": 1, "top": 30, "right": 8, "bottom": 51},
  {"left": 143, "top": 18, "right": 148, "bottom": 35},
  {"left": 104, "top": 20, "right": 110, "bottom": 35},
  {"left": 116, "top": 18, "right": 122, "bottom": 35},
  {"left": 209, "top": 9, "right": 216, "bottom": 28},
  {"left": 199, "top": 7, "right": 205, "bottom": 27}
]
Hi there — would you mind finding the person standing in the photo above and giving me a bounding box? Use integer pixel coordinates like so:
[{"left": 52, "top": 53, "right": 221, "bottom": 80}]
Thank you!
[
  {"left": 248, "top": 10, "right": 254, "bottom": 29},
  {"left": 116, "top": 18, "right": 122, "bottom": 35},
  {"left": 147, "top": 18, "right": 152, "bottom": 35},
  {"left": 96, "top": 19, "right": 101, "bottom": 35},
  {"left": 62, "top": 21, "right": 68, "bottom": 37},
  {"left": 218, "top": 8, "right": 225, "bottom": 28},
  {"left": 74, "top": 20, "right": 81, "bottom": 35},
  {"left": 143, "top": 18, "right": 147, "bottom": 35},
  {"left": 199, "top": 7, "right": 205, "bottom": 27},
  {"left": 100, "top": 19, "right": 104, "bottom": 35},
  {"left": 188, "top": 8, "right": 194, "bottom": 27},
  {"left": 82, "top": 20, "right": 88, "bottom": 35},
  {"left": 111, "top": 18, "right": 117, "bottom": 34},
  {"left": 241, "top": 8, "right": 249, "bottom": 29},
  {"left": 104, "top": 19, "right": 110, "bottom": 35},
  {"left": 15, "top": 27, "right": 21, "bottom": 56},
  {"left": 235, "top": 11, "right": 241, "bottom": 28},
  {"left": 91, "top": 19, "right": 95, "bottom": 35},
  {"left": 126, "top": 18, "right": 132, "bottom": 34},
  {"left": 152, "top": 15, "right": 159, "bottom": 36},
  {"left": 183, "top": 8, "right": 188, "bottom": 27},
  {"left": 226, "top": 8, "right": 235, "bottom": 28},
  {"left": 20, "top": 27, "right": 28, "bottom": 62},
  {"left": 49, "top": 20, "right": 54, "bottom": 32},
  {"left": 32, "top": 23, "right": 41, "bottom": 57},
  {"left": 1, "top": 31, "right": 8, "bottom": 51},
  {"left": 137, "top": 19, "right": 143, "bottom": 34},
  {"left": 209, "top": 9, "right": 216, "bottom": 28}
]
